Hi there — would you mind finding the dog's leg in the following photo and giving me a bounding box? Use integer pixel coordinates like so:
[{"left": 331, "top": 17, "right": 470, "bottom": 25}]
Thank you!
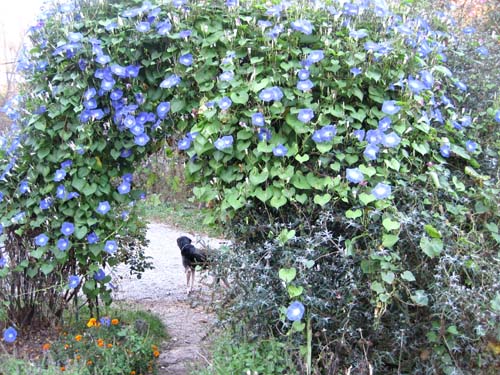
[
  {"left": 191, "top": 268, "right": 196, "bottom": 292},
  {"left": 186, "top": 268, "right": 192, "bottom": 295}
]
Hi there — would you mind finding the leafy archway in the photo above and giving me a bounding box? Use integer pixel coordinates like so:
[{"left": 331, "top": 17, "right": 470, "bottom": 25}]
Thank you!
[{"left": 0, "top": 1, "right": 498, "bottom": 371}]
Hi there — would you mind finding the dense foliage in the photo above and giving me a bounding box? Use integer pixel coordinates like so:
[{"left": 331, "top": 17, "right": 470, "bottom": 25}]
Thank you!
[{"left": 0, "top": 0, "right": 498, "bottom": 373}]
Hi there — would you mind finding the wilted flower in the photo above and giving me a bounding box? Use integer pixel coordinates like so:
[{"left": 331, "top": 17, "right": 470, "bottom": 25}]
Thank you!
[
  {"left": 381, "top": 100, "right": 401, "bottom": 115},
  {"left": 346, "top": 168, "right": 364, "bottom": 184},
  {"left": 372, "top": 183, "right": 392, "bottom": 199},
  {"left": 214, "top": 135, "right": 234, "bottom": 150},
  {"left": 272, "top": 144, "right": 288, "bottom": 157},
  {"left": 286, "top": 301, "right": 305, "bottom": 321}
]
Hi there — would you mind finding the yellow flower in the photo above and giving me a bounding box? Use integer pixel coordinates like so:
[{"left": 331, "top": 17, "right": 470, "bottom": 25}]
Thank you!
[
  {"left": 75, "top": 334, "right": 83, "bottom": 341},
  {"left": 86, "top": 318, "right": 98, "bottom": 328}
]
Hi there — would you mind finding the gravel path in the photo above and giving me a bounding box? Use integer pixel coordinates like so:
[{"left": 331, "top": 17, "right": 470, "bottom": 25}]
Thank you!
[{"left": 112, "top": 223, "right": 225, "bottom": 375}]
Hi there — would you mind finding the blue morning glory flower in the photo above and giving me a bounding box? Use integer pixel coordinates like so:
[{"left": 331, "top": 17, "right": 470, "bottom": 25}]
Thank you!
[
  {"left": 104, "top": 240, "right": 118, "bottom": 255},
  {"left": 56, "top": 185, "right": 66, "bottom": 199},
  {"left": 258, "top": 128, "right": 272, "bottom": 142},
  {"left": 68, "top": 275, "right": 80, "bottom": 289},
  {"left": 372, "top": 183, "right": 392, "bottom": 200},
  {"left": 286, "top": 301, "right": 305, "bottom": 321},
  {"left": 433, "top": 109, "right": 444, "bottom": 124},
  {"left": 219, "top": 71, "right": 234, "bottom": 81},
  {"left": 67, "top": 192, "right": 80, "bottom": 200},
  {"left": 349, "top": 29, "right": 368, "bottom": 39},
  {"left": 54, "top": 169, "right": 66, "bottom": 182},
  {"left": 214, "top": 135, "right": 234, "bottom": 150},
  {"left": 353, "top": 129, "right": 365, "bottom": 141},
  {"left": 157, "top": 20, "right": 172, "bottom": 35},
  {"left": 366, "top": 129, "right": 383, "bottom": 145},
  {"left": 179, "top": 29, "right": 192, "bottom": 38},
  {"left": 110, "top": 64, "right": 127, "bottom": 78},
  {"left": 291, "top": 19, "right": 313, "bottom": 35},
  {"left": 0, "top": 192, "right": 3, "bottom": 202},
  {"left": 39, "top": 198, "right": 52, "bottom": 210},
  {"left": 124, "top": 115, "right": 136, "bottom": 128},
  {"left": 465, "top": 140, "right": 477, "bottom": 153},
  {"left": 99, "top": 317, "right": 111, "bottom": 327},
  {"left": 382, "top": 132, "right": 401, "bottom": 148},
  {"left": 476, "top": 46, "right": 489, "bottom": 56},
  {"left": 101, "top": 78, "right": 115, "bottom": 91},
  {"left": 306, "top": 50, "right": 324, "bottom": 64},
  {"left": 297, "top": 108, "right": 314, "bottom": 123},
  {"left": 156, "top": 102, "right": 170, "bottom": 119},
  {"left": 19, "top": 181, "right": 29, "bottom": 194},
  {"left": 160, "top": 74, "right": 181, "bottom": 89},
  {"left": 178, "top": 137, "right": 192, "bottom": 150},
  {"left": 463, "top": 26, "right": 475, "bottom": 34},
  {"left": 105, "top": 21, "right": 118, "bottom": 32},
  {"left": 257, "top": 20, "right": 273, "bottom": 29},
  {"left": 57, "top": 238, "right": 70, "bottom": 251},
  {"left": 364, "top": 144, "right": 379, "bottom": 160},
  {"left": 134, "top": 133, "right": 150, "bottom": 147},
  {"left": 96, "top": 201, "right": 111, "bottom": 215},
  {"left": 35, "top": 234, "right": 49, "bottom": 247},
  {"left": 273, "top": 144, "right": 288, "bottom": 157},
  {"left": 110, "top": 89, "right": 123, "bottom": 101},
  {"left": 381, "top": 100, "right": 401, "bottom": 115},
  {"left": 350, "top": 67, "right": 362, "bottom": 76},
  {"left": 3, "top": 327, "right": 17, "bottom": 343},
  {"left": 346, "top": 168, "right": 364, "bottom": 184},
  {"left": 378, "top": 117, "right": 392, "bottom": 131},
  {"left": 122, "top": 173, "right": 133, "bottom": 183},
  {"left": 297, "top": 69, "right": 310, "bottom": 80},
  {"left": 67, "top": 32, "right": 83, "bottom": 42},
  {"left": 297, "top": 79, "right": 314, "bottom": 92},
  {"left": 95, "top": 54, "right": 111, "bottom": 65},
  {"left": 61, "top": 222, "right": 75, "bottom": 236},
  {"left": 126, "top": 65, "right": 141, "bottom": 78},
  {"left": 440, "top": 144, "right": 450, "bottom": 158},
  {"left": 94, "top": 269, "right": 106, "bottom": 281},
  {"left": 0, "top": 257, "right": 5, "bottom": 268},
  {"left": 130, "top": 123, "right": 145, "bottom": 136},
  {"left": 61, "top": 160, "right": 72, "bottom": 170},
  {"left": 252, "top": 112, "right": 265, "bottom": 127},
  {"left": 136, "top": 22, "right": 151, "bottom": 32},
  {"left": 312, "top": 125, "right": 337, "bottom": 143},
  {"left": 83, "top": 87, "right": 97, "bottom": 101},
  {"left": 179, "top": 53, "right": 193, "bottom": 66},
  {"left": 84, "top": 98, "right": 97, "bottom": 109},
  {"left": 343, "top": 2, "right": 359, "bottom": 16},
  {"left": 454, "top": 81, "right": 467, "bottom": 91},
  {"left": 495, "top": 110, "right": 500, "bottom": 123},
  {"left": 408, "top": 79, "right": 426, "bottom": 94},
  {"left": 258, "top": 86, "right": 283, "bottom": 102},
  {"left": 218, "top": 97, "right": 232, "bottom": 110},
  {"left": 420, "top": 70, "right": 434, "bottom": 89},
  {"left": 117, "top": 181, "right": 131, "bottom": 194},
  {"left": 87, "top": 232, "right": 99, "bottom": 244}
]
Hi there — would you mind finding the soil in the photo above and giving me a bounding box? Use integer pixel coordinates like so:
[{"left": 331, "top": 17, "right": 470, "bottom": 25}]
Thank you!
[{"left": 112, "top": 222, "right": 226, "bottom": 375}]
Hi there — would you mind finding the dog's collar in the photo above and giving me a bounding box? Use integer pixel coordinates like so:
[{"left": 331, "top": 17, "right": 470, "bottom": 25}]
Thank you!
[{"left": 180, "top": 243, "right": 190, "bottom": 251}]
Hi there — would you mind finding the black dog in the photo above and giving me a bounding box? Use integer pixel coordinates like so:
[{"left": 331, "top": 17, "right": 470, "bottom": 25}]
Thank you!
[{"left": 176, "top": 236, "right": 228, "bottom": 295}]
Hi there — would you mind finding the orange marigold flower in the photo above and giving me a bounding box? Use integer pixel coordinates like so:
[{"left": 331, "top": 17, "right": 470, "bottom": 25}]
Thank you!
[
  {"left": 60, "top": 366, "right": 66, "bottom": 372},
  {"left": 107, "top": 343, "right": 113, "bottom": 348},
  {"left": 97, "top": 338, "right": 104, "bottom": 347},
  {"left": 75, "top": 335, "right": 83, "bottom": 341},
  {"left": 64, "top": 344, "right": 70, "bottom": 350},
  {"left": 111, "top": 318, "right": 119, "bottom": 325},
  {"left": 86, "top": 318, "right": 98, "bottom": 328},
  {"left": 76, "top": 355, "right": 81, "bottom": 361},
  {"left": 153, "top": 350, "right": 160, "bottom": 358},
  {"left": 130, "top": 371, "right": 136, "bottom": 375},
  {"left": 42, "top": 343, "right": 51, "bottom": 351},
  {"left": 87, "top": 359, "right": 93, "bottom": 366}
]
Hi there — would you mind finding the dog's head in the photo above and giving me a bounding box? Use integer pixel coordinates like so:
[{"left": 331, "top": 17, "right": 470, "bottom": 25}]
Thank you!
[{"left": 177, "top": 236, "right": 192, "bottom": 250}]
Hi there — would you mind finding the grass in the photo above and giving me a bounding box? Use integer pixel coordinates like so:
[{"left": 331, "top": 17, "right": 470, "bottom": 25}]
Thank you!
[{"left": 136, "top": 194, "right": 224, "bottom": 238}]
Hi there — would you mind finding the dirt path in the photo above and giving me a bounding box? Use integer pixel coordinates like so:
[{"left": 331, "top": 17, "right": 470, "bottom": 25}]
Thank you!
[{"left": 112, "top": 223, "right": 224, "bottom": 375}]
